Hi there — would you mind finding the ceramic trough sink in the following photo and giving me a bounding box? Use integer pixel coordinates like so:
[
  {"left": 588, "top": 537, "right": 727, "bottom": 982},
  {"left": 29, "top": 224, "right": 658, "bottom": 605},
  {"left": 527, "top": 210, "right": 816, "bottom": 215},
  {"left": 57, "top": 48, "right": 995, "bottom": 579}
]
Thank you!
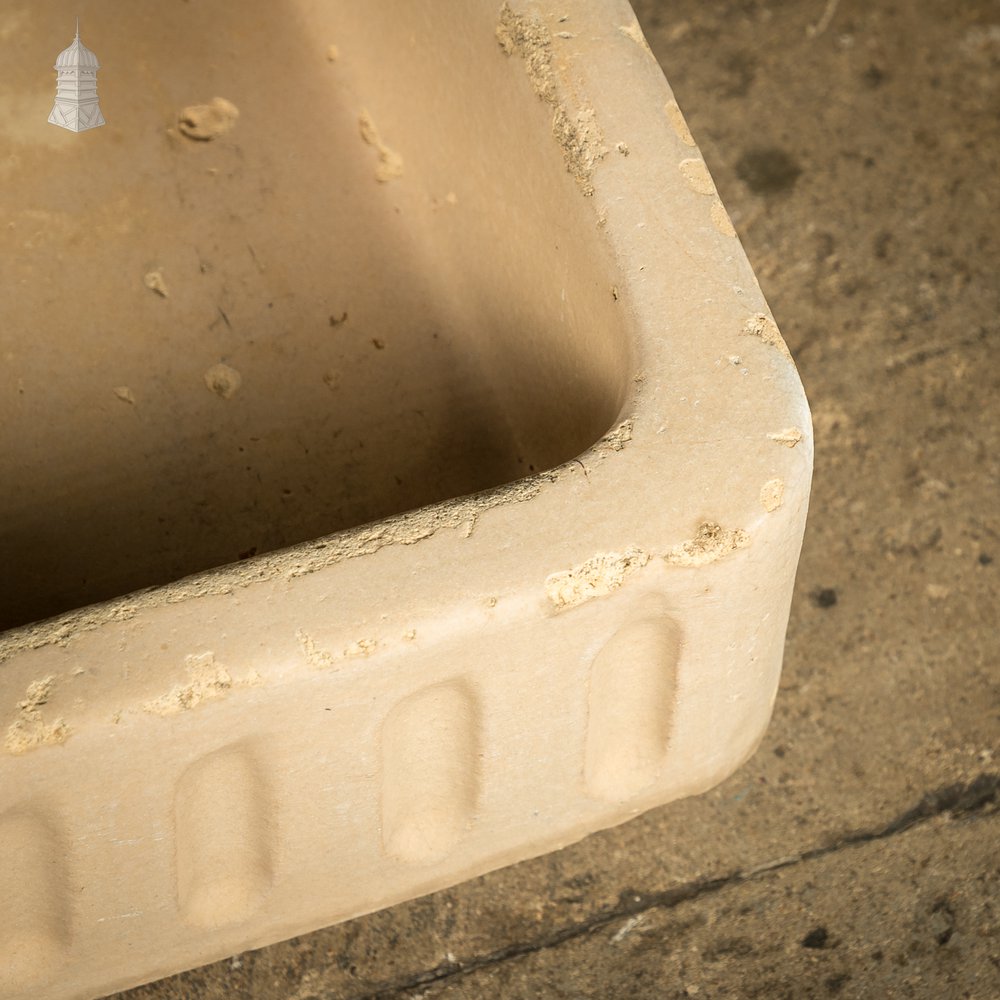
[{"left": 0, "top": 2, "right": 811, "bottom": 997}]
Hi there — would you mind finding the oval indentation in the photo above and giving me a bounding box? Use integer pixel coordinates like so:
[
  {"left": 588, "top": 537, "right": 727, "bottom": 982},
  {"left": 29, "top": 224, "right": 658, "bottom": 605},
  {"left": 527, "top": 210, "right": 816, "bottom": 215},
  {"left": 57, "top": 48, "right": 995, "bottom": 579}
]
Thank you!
[
  {"left": 585, "top": 614, "right": 682, "bottom": 800},
  {"left": 381, "top": 681, "right": 479, "bottom": 864},
  {"left": 0, "top": 808, "right": 69, "bottom": 993},
  {"left": 174, "top": 744, "right": 273, "bottom": 928}
]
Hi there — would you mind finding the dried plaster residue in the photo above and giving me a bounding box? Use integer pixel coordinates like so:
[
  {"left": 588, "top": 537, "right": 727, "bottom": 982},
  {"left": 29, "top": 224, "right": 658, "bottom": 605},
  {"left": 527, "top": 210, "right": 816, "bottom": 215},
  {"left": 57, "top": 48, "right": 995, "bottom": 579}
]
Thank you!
[
  {"left": 298, "top": 630, "right": 379, "bottom": 668},
  {"left": 297, "top": 630, "right": 334, "bottom": 669},
  {"left": 546, "top": 519, "right": 753, "bottom": 608},
  {"left": 664, "top": 522, "right": 750, "bottom": 567},
  {"left": 618, "top": 20, "right": 654, "bottom": 55},
  {"left": 345, "top": 638, "right": 378, "bottom": 659},
  {"left": 599, "top": 418, "right": 633, "bottom": 453},
  {"left": 143, "top": 269, "right": 169, "bottom": 297},
  {"left": 358, "top": 110, "right": 404, "bottom": 183},
  {"left": 204, "top": 362, "right": 242, "bottom": 400},
  {"left": 760, "top": 478, "right": 786, "bottom": 513},
  {"left": 496, "top": 3, "right": 607, "bottom": 195},
  {"left": 141, "top": 652, "right": 261, "bottom": 717},
  {"left": 710, "top": 199, "right": 737, "bottom": 238},
  {"left": 5, "top": 676, "right": 69, "bottom": 755},
  {"left": 546, "top": 548, "right": 649, "bottom": 610},
  {"left": 177, "top": 97, "right": 239, "bottom": 141},
  {"left": 679, "top": 157, "right": 716, "bottom": 196},
  {"left": 768, "top": 427, "right": 804, "bottom": 448},
  {"left": 664, "top": 100, "right": 695, "bottom": 147},
  {"left": 743, "top": 312, "right": 793, "bottom": 362}
]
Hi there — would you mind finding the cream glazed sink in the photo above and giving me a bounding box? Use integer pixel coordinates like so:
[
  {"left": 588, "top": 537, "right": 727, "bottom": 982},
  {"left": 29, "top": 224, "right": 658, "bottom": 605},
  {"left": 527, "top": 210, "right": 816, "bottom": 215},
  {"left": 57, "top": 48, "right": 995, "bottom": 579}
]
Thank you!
[{"left": 0, "top": 1, "right": 811, "bottom": 997}]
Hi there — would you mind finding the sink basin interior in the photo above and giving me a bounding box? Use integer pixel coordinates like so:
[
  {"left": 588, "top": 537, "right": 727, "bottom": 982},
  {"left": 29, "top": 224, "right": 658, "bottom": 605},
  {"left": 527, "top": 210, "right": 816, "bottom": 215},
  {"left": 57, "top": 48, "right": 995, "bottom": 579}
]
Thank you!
[{"left": 0, "top": 0, "right": 631, "bottom": 632}]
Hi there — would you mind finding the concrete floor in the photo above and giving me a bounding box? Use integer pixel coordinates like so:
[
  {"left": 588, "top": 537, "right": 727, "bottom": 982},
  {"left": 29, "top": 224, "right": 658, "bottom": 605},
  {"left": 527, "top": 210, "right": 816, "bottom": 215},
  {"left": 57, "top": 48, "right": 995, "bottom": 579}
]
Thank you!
[{"left": 116, "top": 1, "right": 999, "bottom": 997}]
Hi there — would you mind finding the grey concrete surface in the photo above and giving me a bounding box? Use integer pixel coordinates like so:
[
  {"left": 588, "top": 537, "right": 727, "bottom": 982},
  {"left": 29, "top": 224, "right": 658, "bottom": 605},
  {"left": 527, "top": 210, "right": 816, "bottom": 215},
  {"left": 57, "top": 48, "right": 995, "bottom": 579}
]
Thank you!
[{"left": 115, "top": 1, "right": 999, "bottom": 997}]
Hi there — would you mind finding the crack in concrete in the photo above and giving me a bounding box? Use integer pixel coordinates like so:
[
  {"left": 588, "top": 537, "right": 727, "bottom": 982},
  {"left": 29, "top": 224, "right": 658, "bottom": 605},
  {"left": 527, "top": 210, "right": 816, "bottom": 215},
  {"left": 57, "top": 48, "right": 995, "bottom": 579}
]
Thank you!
[{"left": 349, "top": 773, "right": 999, "bottom": 999}]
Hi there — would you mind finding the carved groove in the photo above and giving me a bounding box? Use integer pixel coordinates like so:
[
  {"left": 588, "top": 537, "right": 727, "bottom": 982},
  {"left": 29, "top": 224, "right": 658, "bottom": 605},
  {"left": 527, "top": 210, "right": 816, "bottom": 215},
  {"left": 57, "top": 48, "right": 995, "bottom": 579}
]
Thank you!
[
  {"left": 381, "top": 681, "right": 479, "bottom": 864},
  {"left": 585, "top": 614, "right": 682, "bottom": 800},
  {"left": 174, "top": 744, "right": 273, "bottom": 927},
  {"left": 0, "top": 808, "right": 69, "bottom": 993}
]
